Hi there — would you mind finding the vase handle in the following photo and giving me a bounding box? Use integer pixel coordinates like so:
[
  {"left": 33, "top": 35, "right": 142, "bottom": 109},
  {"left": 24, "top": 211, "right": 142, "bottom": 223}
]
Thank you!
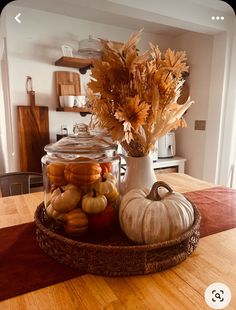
[
  {"left": 119, "top": 153, "right": 127, "bottom": 194},
  {"left": 119, "top": 153, "right": 127, "bottom": 163},
  {"left": 118, "top": 154, "right": 157, "bottom": 195}
]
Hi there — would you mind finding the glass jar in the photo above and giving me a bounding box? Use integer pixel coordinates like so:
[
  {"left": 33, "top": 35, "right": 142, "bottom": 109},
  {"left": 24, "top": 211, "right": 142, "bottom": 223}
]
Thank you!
[{"left": 41, "top": 123, "right": 120, "bottom": 237}]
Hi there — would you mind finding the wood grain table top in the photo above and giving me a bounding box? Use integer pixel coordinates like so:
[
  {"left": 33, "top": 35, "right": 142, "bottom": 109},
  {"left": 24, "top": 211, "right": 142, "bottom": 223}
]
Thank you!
[{"left": 0, "top": 173, "right": 235, "bottom": 309}]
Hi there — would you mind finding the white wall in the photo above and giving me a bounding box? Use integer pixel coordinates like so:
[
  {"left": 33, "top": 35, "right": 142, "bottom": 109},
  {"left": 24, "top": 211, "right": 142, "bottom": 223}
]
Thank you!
[
  {"left": 3, "top": 4, "right": 171, "bottom": 171},
  {"left": 203, "top": 33, "right": 229, "bottom": 183},
  {"left": 172, "top": 32, "right": 213, "bottom": 179},
  {"left": 0, "top": 13, "right": 6, "bottom": 174},
  {"left": 0, "top": 9, "right": 9, "bottom": 173},
  {"left": 173, "top": 29, "right": 236, "bottom": 185},
  {"left": 215, "top": 31, "right": 236, "bottom": 187},
  {"left": 108, "top": 0, "right": 234, "bottom": 33}
]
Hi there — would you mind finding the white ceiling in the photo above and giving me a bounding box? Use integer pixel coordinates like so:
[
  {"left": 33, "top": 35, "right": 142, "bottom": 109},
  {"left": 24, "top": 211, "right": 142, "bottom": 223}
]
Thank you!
[
  {"left": 187, "top": 0, "right": 234, "bottom": 13},
  {"left": 9, "top": 0, "right": 235, "bottom": 36},
  {"left": 9, "top": 0, "right": 188, "bottom": 36}
]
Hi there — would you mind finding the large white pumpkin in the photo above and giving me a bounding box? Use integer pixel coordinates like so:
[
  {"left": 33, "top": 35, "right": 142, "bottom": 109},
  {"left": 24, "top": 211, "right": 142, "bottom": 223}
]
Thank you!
[{"left": 119, "top": 181, "right": 195, "bottom": 244}]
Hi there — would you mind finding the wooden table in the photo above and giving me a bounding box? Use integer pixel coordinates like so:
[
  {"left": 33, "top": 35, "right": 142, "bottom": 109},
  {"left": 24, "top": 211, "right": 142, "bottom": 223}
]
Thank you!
[{"left": 0, "top": 173, "right": 236, "bottom": 309}]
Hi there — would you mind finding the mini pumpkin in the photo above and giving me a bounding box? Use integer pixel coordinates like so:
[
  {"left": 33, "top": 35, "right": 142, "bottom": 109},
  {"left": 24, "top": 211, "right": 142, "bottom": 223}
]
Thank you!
[
  {"left": 100, "top": 162, "right": 112, "bottom": 174},
  {"left": 119, "top": 181, "right": 195, "bottom": 244},
  {"left": 47, "top": 162, "right": 67, "bottom": 186},
  {"left": 46, "top": 204, "right": 66, "bottom": 221},
  {"left": 64, "top": 162, "right": 102, "bottom": 187},
  {"left": 104, "top": 172, "right": 117, "bottom": 184},
  {"left": 63, "top": 208, "right": 88, "bottom": 237},
  {"left": 51, "top": 184, "right": 81, "bottom": 213},
  {"left": 94, "top": 172, "right": 119, "bottom": 202},
  {"left": 82, "top": 189, "right": 107, "bottom": 214}
]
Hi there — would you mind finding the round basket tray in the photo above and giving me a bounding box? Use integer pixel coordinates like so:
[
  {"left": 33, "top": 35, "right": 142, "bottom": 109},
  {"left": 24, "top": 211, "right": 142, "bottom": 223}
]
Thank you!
[{"left": 34, "top": 202, "right": 201, "bottom": 276}]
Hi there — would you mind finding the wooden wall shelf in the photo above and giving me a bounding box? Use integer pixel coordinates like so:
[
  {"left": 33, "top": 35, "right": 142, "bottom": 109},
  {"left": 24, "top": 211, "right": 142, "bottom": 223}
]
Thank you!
[
  {"left": 55, "top": 57, "right": 93, "bottom": 73},
  {"left": 56, "top": 106, "right": 92, "bottom": 116}
]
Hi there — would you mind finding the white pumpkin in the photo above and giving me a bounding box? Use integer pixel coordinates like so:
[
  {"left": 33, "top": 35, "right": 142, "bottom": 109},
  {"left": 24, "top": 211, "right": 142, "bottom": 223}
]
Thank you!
[
  {"left": 94, "top": 172, "right": 119, "bottom": 201},
  {"left": 119, "top": 181, "right": 195, "bottom": 244}
]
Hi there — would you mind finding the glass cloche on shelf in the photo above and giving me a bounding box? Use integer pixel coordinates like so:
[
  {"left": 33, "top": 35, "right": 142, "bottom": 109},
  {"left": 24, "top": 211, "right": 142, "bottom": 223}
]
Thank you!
[{"left": 78, "top": 35, "right": 102, "bottom": 59}]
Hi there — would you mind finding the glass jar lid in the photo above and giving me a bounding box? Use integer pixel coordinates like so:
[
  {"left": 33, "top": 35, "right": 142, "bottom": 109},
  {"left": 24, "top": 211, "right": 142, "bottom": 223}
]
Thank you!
[
  {"left": 44, "top": 123, "right": 117, "bottom": 156},
  {"left": 78, "top": 35, "right": 102, "bottom": 58},
  {"left": 78, "top": 35, "right": 101, "bottom": 52}
]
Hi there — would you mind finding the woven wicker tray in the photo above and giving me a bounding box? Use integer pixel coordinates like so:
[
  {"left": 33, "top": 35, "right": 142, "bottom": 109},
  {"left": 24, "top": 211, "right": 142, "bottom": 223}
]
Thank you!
[{"left": 34, "top": 202, "right": 201, "bottom": 276}]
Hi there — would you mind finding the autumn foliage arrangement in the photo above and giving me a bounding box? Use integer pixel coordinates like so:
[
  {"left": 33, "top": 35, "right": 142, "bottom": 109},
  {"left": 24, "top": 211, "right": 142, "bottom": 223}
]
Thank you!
[{"left": 87, "top": 29, "right": 193, "bottom": 157}]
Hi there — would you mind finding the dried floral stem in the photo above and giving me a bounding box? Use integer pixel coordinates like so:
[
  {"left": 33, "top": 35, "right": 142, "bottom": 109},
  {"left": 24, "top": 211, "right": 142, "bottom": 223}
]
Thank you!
[{"left": 87, "top": 29, "right": 192, "bottom": 157}]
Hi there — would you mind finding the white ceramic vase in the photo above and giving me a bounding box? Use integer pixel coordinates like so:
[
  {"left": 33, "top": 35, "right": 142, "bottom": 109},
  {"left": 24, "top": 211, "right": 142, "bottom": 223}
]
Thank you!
[{"left": 120, "top": 154, "right": 157, "bottom": 195}]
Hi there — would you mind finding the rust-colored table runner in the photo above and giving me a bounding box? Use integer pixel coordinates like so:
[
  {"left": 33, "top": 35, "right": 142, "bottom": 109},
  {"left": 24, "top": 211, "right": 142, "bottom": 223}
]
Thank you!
[
  {"left": 1, "top": 186, "right": 236, "bottom": 302},
  {"left": 184, "top": 186, "right": 236, "bottom": 237},
  {"left": 0, "top": 223, "right": 84, "bottom": 301}
]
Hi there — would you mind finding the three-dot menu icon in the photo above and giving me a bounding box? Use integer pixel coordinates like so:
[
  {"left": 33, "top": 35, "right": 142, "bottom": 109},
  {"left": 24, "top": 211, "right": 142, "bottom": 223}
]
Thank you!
[{"left": 211, "top": 16, "right": 224, "bottom": 20}]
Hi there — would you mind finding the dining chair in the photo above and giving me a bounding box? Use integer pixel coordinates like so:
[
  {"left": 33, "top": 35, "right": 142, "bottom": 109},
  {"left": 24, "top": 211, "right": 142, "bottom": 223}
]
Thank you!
[{"left": 0, "top": 172, "right": 43, "bottom": 197}]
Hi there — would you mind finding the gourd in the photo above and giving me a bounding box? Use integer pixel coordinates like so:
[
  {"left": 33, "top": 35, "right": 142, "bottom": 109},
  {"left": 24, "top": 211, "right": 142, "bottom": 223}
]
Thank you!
[
  {"left": 81, "top": 189, "right": 107, "bottom": 214},
  {"left": 63, "top": 208, "right": 88, "bottom": 237},
  {"left": 51, "top": 184, "right": 81, "bottom": 213},
  {"left": 47, "top": 162, "right": 67, "bottom": 186},
  {"left": 100, "top": 162, "right": 112, "bottom": 174},
  {"left": 94, "top": 172, "right": 119, "bottom": 202},
  {"left": 119, "top": 181, "right": 195, "bottom": 244},
  {"left": 46, "top": 204, "right": 66, "bottom": 221},
  {"left": 64, "top": 162, "right": 101, "bottom": 187},
  {"left": 103, "top": 172, "right": 117, "bottom": 184}
]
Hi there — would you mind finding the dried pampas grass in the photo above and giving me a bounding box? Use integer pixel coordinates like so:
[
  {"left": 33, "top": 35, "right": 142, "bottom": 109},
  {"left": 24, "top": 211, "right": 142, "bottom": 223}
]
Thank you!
[{"left": 87, "top": 29, "right": 193, "bottom": 157}]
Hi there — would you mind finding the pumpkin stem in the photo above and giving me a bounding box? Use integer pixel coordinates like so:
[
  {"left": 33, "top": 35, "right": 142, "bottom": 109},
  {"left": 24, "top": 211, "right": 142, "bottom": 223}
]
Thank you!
[
  {"left": 92, "top": 188, "right": 97, "bottom": 197},
  {"left": 146, "top": 181, "right": 173, "bottom": 201},
  {"left": 59, "top": 187, "right": 65, "bottom": 193}
]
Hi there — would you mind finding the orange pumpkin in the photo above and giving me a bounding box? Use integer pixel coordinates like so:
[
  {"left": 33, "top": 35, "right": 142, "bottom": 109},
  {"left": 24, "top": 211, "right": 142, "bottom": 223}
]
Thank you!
[
  {"left": 47, "top": 162, "right": 67, "bottom": 186},
  {"left": 63, "top": 208, "right": 88, "bottom": 237},
  {"left": 64, "top": 162, "right": 102, "bottom": 187},
  {"left": 100, "top": 162, "right": 112, "bottom": 174}
]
